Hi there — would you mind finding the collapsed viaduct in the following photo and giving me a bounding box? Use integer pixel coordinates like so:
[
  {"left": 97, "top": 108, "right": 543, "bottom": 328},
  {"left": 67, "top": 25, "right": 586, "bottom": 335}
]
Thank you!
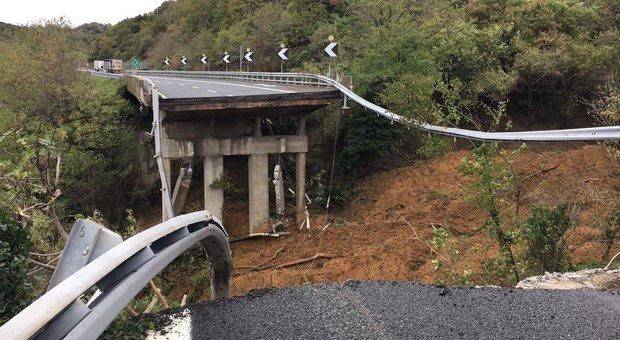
[{"left": 126, "top": 72, "right": 342, "bottom": 234}]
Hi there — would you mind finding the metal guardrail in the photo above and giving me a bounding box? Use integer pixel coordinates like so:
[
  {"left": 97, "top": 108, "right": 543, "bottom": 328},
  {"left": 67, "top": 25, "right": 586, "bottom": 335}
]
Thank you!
[
  {"left": 127, "top": 70, "right": 620, "bottom": 141},
  {"left": 136, "top": 75, "right": 175, "bottom": 219},
  {"left": 0, "top": 211, "right": 232, "bottom": 339},
  {"left": 127, "top": 70, "right": 328, "bottom": 87}
]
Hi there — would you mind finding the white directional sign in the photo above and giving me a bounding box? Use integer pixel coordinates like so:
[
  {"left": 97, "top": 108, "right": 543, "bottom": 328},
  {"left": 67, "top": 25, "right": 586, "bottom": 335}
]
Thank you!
[
  {"left": 164, "top": 57, "right": 170, "bottom": 66},
  {"left": 278, "top": 48, "right": 288, "bottom": 60},
  {"left": 200, "top": 54, "right": 207, "bottom": 64},
  {"left": 223, "top": 53, "right": 231, "bottom": 63},
  {"left": 181, "top": 56, "right": 187, "bottom": 65},
  {"left": 324, "top": 42, "right": 338, "bottom": 58},
  {"left": 244, "top": 51, "right": 253, "bottom": 62}
]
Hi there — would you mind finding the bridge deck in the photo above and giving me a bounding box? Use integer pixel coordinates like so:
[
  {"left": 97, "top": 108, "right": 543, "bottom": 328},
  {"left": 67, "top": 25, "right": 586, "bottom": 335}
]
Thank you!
[
  {"left": 130, "top": 74, "right": 341, "bottom": 121},
  {"left": 145, "top": 75, "right": 336, "bottom": 99}
]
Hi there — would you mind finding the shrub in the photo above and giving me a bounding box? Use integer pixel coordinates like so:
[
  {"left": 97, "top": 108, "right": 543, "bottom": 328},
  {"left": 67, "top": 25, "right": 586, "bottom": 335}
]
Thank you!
[
  {"left": 0, "top": 209, "right": 32, "bottom": 324},
  {"left": 523, "top": 203, "right": 574, "bottom": 274},
  {"left": 61, "top": 78, "right": 143, "bottom": 224},
  {"left": 338, "top": 108, "right": 399, "bottom": 176},
  {"left": 602, "top": 205, "right": 619, "bottom": 261},
  {"left": 459, "top": 143, "right": 521, "bottom": 283}
]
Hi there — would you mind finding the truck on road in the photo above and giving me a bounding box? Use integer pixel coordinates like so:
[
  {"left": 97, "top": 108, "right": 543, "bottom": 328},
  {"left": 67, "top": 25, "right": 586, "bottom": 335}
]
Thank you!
[
  {"left": 93, "top": 60, "right": 104, "bottom": 71},
  {"left": 103, "top": 59, "right": 123, "bottom": 73}
]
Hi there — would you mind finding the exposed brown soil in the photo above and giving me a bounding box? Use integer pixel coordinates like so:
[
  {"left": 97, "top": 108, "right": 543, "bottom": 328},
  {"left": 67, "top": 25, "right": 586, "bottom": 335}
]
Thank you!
[{"left": 146, "top": 143, "right": 619, "bottom": 301}]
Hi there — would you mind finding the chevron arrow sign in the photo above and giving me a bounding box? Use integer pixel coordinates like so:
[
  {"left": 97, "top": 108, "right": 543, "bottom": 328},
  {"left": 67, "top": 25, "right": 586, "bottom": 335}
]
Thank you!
[
  {"left": 324, "top": 42, "right": 338, "bottom": 58},
  {"left": 278, "top": 48, "right": 288, "bottom": 60},
  {"left": 223, "top": 54, "right": 231, "bottom": 63},
  {"left": 181, "top": 56, "right": 187, "bottom": 65},
  {"left": 244, "top": 51, "right": 253, "bottom": 62},
  {"left": 164, "top": 57, "right": 170, "bottom": 66},
  {"left": 201, "top": 54, "right": 207, "bottom": 64}
]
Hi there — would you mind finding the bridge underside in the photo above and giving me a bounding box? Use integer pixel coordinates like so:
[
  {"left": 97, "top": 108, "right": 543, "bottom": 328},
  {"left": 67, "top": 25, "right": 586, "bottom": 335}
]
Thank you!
[
  {"left": 127, "top": 75, "right": 341, "bottom": 235},
  {"left": 160, "top": 94, "right": 338, "bottom": 121}
]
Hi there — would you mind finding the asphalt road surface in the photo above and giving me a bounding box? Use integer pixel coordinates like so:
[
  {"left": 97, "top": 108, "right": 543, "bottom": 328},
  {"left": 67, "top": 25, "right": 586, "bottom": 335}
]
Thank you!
[
  {"left": 142, "top": 75, "right": 335, "bottom": 100},
  {"left": 149, "top": 281, "right": 620, "bottom": 339}
]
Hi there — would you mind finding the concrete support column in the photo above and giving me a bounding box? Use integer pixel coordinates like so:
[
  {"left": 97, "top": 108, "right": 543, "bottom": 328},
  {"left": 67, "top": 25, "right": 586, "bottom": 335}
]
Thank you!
[
  {"left": 296, "top": 116, "right": 307, "bottom": 227},
  {"left": 204, "top": 155, "right": 224, "bottom": 221},
  {"left": 248, "top": 118, "right": 270, "bottom": 234}
]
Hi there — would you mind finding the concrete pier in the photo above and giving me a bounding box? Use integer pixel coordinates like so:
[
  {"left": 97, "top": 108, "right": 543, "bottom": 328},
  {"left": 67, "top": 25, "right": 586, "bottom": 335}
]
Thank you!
[
  {"left": 204, "top": 155, "right": 224, "bottom": 221},
  {"left": 295, "top": 117, "right": 307, "bottom": 227}
]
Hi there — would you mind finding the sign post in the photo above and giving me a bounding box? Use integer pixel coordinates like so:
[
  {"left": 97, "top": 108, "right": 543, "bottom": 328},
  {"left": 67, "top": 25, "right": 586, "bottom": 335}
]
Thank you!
[
  {"left": 201, "top": 54, "right": 208, "bottom": 71},
  {"left": 181, "top": 56, "right": 187, "bottom": 70},
  {"left": 324, "top": 35, "right": 338, "bottom": 78},
  {"left": 278, "top": 43, "right": 288, "bottom": 73},
  {"left": 244, "top": 48, "right": 253, "bottom": 72},
  {"left": 223, "top": 52, "right": 231, "bottom": 72}
]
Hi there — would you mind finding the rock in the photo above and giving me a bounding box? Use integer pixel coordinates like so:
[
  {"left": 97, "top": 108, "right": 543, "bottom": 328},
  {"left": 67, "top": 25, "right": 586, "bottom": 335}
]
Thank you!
[{"left": 516, "top": 268, "right": 620, "bottom": 290}]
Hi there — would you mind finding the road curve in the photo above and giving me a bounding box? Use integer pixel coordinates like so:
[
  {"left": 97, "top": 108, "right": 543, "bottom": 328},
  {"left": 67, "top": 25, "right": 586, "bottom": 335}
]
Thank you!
[{"left": 148, "top": 281, "right": 620, "bottom": 339}]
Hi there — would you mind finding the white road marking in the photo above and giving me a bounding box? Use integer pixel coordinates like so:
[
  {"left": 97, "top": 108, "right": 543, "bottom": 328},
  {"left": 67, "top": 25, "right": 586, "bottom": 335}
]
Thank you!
[
  {"left": 166, "top": 81, "right": 172, "bottom": 84},
  {"left": 227, "top": 95, "right": 234, "bottom": 97},
  {"left": 178, "top": 83, "right": 185, "bottom": 86},
  {"left": 158, "top": 92, "right": 168, "bottom": 99},
  {"left": 147, "top": 76, "right": 294, "bottom": 93},
  {"left": 257, "top": 83, "right": 277, "bottom": 88},
  {"left": 192, "top": 86, "right": 200, "bottom": 89},
  {"left": 147, "top": 309, "right": 191, "bottom": 339},
  {"left": 207, "top": 90, "right": 216, "bottom": 93}
]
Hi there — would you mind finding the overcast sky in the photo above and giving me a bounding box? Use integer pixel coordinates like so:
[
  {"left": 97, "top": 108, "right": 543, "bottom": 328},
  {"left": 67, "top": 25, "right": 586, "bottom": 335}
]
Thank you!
[{"left": 1, "top": 0, "right": 168, "bottom": 27}]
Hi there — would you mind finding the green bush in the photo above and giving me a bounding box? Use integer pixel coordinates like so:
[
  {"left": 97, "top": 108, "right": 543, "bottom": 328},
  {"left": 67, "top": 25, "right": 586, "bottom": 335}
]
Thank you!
[
  {"left": 60, "top": 78, "right": 143, "bottom": 224},
  {"left": 338, "top": 108, "right": 399, "bottom": 176},
  {"left": 523, "top": 203, "right": 574, "bottom": 274},
  {"left": 0, "top": 210, "right": 32, "bottom": 324}
]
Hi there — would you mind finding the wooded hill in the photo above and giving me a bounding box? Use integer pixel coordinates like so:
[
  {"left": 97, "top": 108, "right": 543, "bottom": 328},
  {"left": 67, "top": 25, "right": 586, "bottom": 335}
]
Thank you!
[{"left": 90, "top": 0, "right": 619, "bottom": 128}]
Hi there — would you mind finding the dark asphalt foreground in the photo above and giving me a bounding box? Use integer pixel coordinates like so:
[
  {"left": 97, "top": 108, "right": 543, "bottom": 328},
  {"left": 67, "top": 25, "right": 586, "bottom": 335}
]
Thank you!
[{"left": 157, "top": 281, "right": 620, "bottom": 339}]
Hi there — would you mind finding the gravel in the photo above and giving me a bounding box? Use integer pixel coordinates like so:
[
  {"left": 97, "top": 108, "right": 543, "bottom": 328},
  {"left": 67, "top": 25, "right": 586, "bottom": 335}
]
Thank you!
[{"left": 154, "top": 281, "right": 620, "bottom": 339}]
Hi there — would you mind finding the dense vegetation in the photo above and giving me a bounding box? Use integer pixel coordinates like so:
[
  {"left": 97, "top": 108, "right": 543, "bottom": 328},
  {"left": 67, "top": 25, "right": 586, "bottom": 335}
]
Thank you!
[
  {"left": 0, "top": 20, "right": 147, "bottom": 321},
  {"left": 92, "top": 0, "right": 618, "bottom": 124},
  {"left": 90, "top": 0, "right": 619, "bottom": 180},
  {"left": 0, "top": 209, "right": 31, "bottom": 324}
]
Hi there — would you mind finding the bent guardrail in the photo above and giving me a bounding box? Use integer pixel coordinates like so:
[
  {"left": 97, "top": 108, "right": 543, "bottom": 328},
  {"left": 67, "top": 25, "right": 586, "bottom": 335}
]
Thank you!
[
  {"left": 0, "top": 211, "right": 232, "bottom": 340},
  {"left": 126, "top": 70, "right": 620, "bottom": 141}
]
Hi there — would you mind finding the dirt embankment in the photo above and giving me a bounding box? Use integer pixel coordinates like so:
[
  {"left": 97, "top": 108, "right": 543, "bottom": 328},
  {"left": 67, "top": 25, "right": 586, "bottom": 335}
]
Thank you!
[{"left": 152, "top": 143, "right": 619, "bottom": 300}]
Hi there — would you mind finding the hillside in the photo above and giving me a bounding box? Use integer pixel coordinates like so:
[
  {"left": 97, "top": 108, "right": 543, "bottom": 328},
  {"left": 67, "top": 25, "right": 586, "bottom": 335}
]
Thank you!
[
  {"left": 0, "top": 22, "right": 20, "bottom": 41},
  {"left": 147, "top": 143, "right": 619, "bottom": 300},
  {"left": 74, "top": 22, "right": 110, "bottom": 47},
  {"left": 90, "top": 0, "right": 618, "bottom": 123}
]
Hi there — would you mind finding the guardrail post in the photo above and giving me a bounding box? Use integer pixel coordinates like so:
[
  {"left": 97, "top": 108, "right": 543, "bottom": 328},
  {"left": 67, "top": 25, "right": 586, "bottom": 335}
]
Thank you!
[
  {"left": 152, "top": 86, "right": 175, "bottom": 220},
  {"left": 37, "top": 220, "right": 123, "bottom": 340},
  {"left": 48, "top": 220, "right": 122, "bottom": 290}
]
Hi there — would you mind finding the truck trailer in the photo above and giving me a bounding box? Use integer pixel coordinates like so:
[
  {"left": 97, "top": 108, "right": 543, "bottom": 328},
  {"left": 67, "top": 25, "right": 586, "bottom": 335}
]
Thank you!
[
  {"left": 103, "top": 59, "right": 123, "bottom": 73},
  {"left": 93, "top": 60, "right": 104, "bottom": 71}
]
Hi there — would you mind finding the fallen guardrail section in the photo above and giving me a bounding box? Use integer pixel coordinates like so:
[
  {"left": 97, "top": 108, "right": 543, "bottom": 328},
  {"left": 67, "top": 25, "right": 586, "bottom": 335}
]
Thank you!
[
  {"left": 126, "top": 70, "right": 620, "bottom": 141},
  {"left": 0, "top": 211, "right": 232, "bottom": 340}
]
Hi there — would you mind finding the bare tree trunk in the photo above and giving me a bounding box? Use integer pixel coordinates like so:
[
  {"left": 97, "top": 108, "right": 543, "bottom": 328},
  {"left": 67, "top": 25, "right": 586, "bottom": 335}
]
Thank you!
[{"left": 50, "top": 207, "right": 68, "bottom": 241}]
